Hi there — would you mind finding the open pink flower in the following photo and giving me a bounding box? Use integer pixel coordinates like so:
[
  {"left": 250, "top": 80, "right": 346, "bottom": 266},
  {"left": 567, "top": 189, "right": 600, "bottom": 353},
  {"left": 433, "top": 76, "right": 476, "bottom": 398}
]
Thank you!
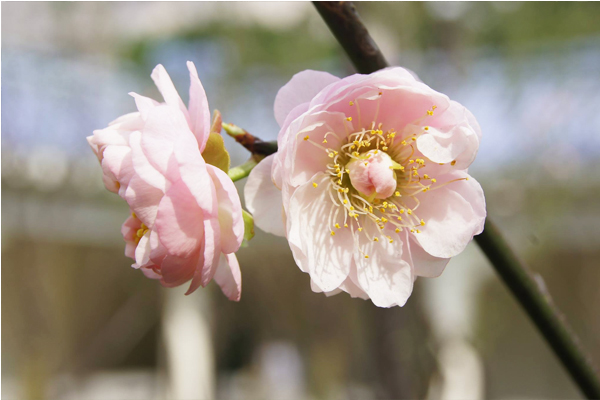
[
  {"left": 246, "top": 68, "right": 486, "bottom": 307},
  {"left": 88, "top": 62, "right": 243, "bottom": 300}
]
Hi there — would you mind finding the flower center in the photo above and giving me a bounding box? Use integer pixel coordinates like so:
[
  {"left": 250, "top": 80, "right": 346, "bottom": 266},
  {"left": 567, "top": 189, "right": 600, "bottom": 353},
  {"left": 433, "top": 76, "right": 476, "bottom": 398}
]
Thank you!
[
  {"left": 303, "top": 97, "right": 465, "bottom": 258},
  {"left": 347, "top": 150, "right": 401, "bottom": 200}
]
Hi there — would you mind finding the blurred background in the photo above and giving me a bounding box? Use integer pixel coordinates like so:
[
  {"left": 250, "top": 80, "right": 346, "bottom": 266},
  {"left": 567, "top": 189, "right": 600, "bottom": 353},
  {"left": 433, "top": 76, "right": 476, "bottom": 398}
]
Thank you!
[{"left": 2, "top": 2, "right": 600, "bottom": 399}]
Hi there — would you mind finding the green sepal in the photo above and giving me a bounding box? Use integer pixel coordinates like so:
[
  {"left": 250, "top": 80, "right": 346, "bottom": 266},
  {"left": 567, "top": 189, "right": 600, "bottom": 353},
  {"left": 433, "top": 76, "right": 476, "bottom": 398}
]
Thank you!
[
  {"left": 202, "top": 132, "right": 230, "bottom": 173},
  {"left": 241, "top": 209, "right": 255, "bottom": 247}
]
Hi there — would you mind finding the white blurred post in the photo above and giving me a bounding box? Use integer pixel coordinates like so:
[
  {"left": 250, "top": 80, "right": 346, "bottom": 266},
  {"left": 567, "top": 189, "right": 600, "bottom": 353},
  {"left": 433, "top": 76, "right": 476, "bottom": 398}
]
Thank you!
[{"left": 162, "top": 286, "right": 215, "bottom": 400}]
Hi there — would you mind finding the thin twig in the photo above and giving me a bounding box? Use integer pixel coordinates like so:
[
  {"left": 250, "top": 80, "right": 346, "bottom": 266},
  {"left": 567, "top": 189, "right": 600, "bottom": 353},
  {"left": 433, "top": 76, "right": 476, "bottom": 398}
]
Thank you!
[
  {"left": 313, "top": 1, "right": 600, "bottom": 398},
  {"left": 314, "top": 1, "right": 388, "bottom": 74}
]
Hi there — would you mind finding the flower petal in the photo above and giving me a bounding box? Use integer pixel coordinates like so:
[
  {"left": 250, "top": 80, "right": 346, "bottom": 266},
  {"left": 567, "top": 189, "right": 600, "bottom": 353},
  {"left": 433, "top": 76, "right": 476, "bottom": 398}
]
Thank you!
[
  {"left": 124, "top": 174, "right": 164, "bottom": 228},
  {"left": 155, "top": 179, "right": 204, "bottom": 258},
  {"left": 134, "top": 232, "right": 153, "bottom": 268},
  {"left": 212, "top": 253, "right": 242, "bottom": 301},
  {"left": 414, "top": 172, "right": 486, "bottom": 258},
  {"left": 129, "top": 131, "right": 168, "bottom": 193},
  {"left": 409, "top": 238, "right": 450, "bottom": 278},
  {"left": 287, "top": 173, "right": 353, "bottom": 291},
  {"left": 244, "top": 154, "right": 286, "bottom": 237},
  {"left": 207, "top": 165, "right": 244, "bottom": 253},
  {"left": 186, "top": 61, "right": 211, "bottom": 152},
  {"left": 274, "top": 70, "right": 340, "bottom": 127},
  {"left": 354, "top": 222, "right": 414, "bottom": 307},
  {"left": 129, "top": 92, "right": 160, "bottom": 119},
  {"left": 140, "top": 105, "right": 192, "bottom": 182},
  {"left": 186, "top": 215, "right": 222, "bottom": 294},
  {"left": 160, "top": 254, "right": 197, "bottom": 288},
  {"left": 150, "top": 64, "right": 190, "bottom": 125}
]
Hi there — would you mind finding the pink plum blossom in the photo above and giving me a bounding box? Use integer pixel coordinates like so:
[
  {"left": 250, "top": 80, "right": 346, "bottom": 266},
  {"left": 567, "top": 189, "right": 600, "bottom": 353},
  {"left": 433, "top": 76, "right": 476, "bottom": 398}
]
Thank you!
[
  {"left": 245, "top": 67, "right": 486, "bottom": 307},
  {"left": 87, "top": 62, "right": 243, "bottom": 300}
]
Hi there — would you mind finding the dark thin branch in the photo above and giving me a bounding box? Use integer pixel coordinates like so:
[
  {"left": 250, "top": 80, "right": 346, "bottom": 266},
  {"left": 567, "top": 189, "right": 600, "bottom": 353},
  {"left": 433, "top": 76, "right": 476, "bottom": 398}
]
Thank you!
[
  {"left": 313, "top": 1, "right": 600, "bottom": 398},
  {"left": 313, "top": 1, "right": 389, "bottom": 74}
]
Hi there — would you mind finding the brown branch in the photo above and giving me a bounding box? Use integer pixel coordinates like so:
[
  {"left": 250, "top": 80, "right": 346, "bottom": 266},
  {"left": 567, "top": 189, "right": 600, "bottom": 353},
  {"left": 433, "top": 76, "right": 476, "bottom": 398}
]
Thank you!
[{"left": 313, "top": 2, "right": 389, "bottom": 74}]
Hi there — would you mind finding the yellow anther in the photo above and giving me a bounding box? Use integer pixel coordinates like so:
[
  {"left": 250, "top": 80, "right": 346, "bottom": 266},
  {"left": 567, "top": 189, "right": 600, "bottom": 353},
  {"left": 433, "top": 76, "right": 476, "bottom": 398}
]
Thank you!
[
  {"left": 338, "top": 188, "right": 344, "bottom": 193},
  {"left": 401, "top": 140, "right": 407, "bottom": 146},
  {"left": 389, "top": 132, "right": 396, "bottom": 138},
  {"left": 389, "top": 239, "right": 394, "bottom": 243},
  {"left": 349, "top": 206, "right": 355, "bottom": 211},
  {"left": 344, "top": 188, "right": 349, "bottom": 193},
  {"left": 136, "top": 229, "right": 145, "bottom": 238},
  {"left": 451, "top": 160, "right": 457, "bottom": 166},
  {"left": 322, "top": 139, "right": 328, "bottom": 143},
  {"left": 374, "top": 237, "right": 379, "bottom": 242},
  {"left": 343, "top": 199, "right": 348, "bottom": 204},
  {"left": 364, "top": 255, "right": 369, "bottom": 259},
  {"left": 353, "top": 140, "right": 359, "bottom": 145},
  {"left": 381, "top": 217, "right": 388, "bottom": 223},
  {"left": 416, "top": 229, "right": 421, "bottom": 233},
  {"left": 331, "top": 231, "right": 336, "bottom": 236},
  {"left": 131, "top": 212, "right": 137, "bottom": 219},
  {"left": 427, "top": 110, "right": 434, "bottom": 116},
  {"left": 349, "top": 101, "right": 354, "bottom": 106},
  {"left": 420, "top": 219, "right": 425, "bottom": 226},
  {"left": 411, "top": 136, "right": 417, "bottom": 141},
  {"left": 424, "top": 126, "right": 429, "bottom": 131},
  {"left": 378, "top": 91, "right": 383, "bottom": 95},
  {"left": 303, "top": 135, "right": 309, "bottom": 141},
  {"left": 328, "top": 153, "right": 334, "bottom": 158},
  {"left": 346, "top": 117, "right": 352, "bottom": 121},
  {"left": 431, "top": 178, "right": 437, "bottom": 183},
  {"left": 410, "top": 229, "right": 415, "bottom": 233},
  {"left": 397, "top": 216, "right": 402, "bottom": 221},
  {"left": 395, "top": 228, "right": 401, "bottom": 233},
  {"left": 382, "top": 146, "right": 388, "bottom": 151},
  {"left": 422, "top": 187, "right": 429, "bottom": 192},
  {"left": 335, "top": 223, "right": 341, "bottom": 229},
  {"left": 140, "top": 223, "right": 147, "bottom": 230},
  {"left": 413, "top": 170, "right": 419, "bottom": 176},
  {"left": 358, "top": 227, "right": 363, "bottom": 232},
  {"left": 423, "top": 174, "right": 430, "bottom": 179},
  {"left": 399, "top": 165, "right": 405, "bottom": 171},
  {"left": 407, "top": 209, "right": 412, "bottom": 215},
  {"left": 345, "top": 168, "right": 350, "bottom": 173},
  {"left": 344, "top": 223, "right": 348, "bottom": 228},
  {"left": 432, "top": 105, "right": 437, "bottom": 110},
  {"left": 409, "top": 159, "right": 414, "bottom": 164},
  {"left": 395, "top": 191, "right": 400, "bottom": 197},
  {"left": 400, "top": 209, "right": 405, "bottom": 214},
  {"left": 364, "top": 162, "right": 368, "bottom": 166},
  {"left": 313, "top": 182, "right": 318, "bottom": 188}
]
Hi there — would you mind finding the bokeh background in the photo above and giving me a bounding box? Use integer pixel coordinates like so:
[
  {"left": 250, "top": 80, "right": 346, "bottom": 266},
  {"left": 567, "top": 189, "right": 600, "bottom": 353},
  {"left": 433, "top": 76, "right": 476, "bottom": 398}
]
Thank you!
[{"left": 2, "top": 2, "right": 600, "bottom": 399}]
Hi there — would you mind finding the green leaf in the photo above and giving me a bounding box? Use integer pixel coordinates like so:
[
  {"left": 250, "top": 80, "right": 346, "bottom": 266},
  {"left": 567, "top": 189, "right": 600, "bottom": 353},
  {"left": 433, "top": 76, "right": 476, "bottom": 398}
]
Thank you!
[
  {"left": 202, "top": 132, "right": 230, "bottom": 173},
  {"left": 242, "top": 209, "right": 255, "bottom": 246}
]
